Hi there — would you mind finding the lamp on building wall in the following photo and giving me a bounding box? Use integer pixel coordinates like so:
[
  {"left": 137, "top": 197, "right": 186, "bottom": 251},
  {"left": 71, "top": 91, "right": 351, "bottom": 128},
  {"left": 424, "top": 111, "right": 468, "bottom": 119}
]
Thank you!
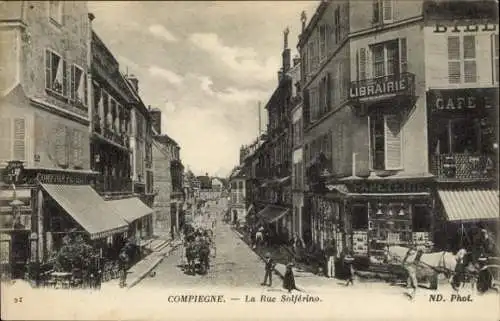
[
  {"left": 376, "top": 203, "right": 383, "bottom": 215},
  {"left": 398, "top": 203, "right": 406, "bottom": 216}
]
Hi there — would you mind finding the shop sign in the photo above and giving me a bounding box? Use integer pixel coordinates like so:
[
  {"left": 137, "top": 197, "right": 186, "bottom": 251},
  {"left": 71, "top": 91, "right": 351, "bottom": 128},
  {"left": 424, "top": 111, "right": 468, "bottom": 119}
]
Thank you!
[
  {"left": 433, "top": 23, "right": 496, "bottom": 33},
  {"left": 352, "top": 182, "right": 430, "bottom": 194},
  {"left": 349, "top": 73, "right": 414, "bottom": 100},
  {"left": 36, "top": 173, "right": 90, "bottom": 185},
  {"left": 427, "top": 88, "right": 497, "bottom": 114}
]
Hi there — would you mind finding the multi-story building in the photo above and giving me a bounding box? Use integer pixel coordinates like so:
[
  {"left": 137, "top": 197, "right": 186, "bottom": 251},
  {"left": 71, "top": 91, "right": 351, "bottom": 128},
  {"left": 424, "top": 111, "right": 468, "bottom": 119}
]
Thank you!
[
  {"left": 228, "top": 167, "right": 248, "bottom": 225},
  {"left": 298, "top": 0, "right": 498, "bottom": 261},
  {"left": 0, "top": 1, "right": 130, "bottom": 277},
  {"left": 151, "top": 107, "right": 183, "bottom": 238},
  {"left": 251, "top": 30, "right": 294, "bottom": 241},
  {"left": 90, "top": 30, "right": 154, "bottom": 244},
  {"left": 290, "top": 56, "right": 305, "bottom": 241}
]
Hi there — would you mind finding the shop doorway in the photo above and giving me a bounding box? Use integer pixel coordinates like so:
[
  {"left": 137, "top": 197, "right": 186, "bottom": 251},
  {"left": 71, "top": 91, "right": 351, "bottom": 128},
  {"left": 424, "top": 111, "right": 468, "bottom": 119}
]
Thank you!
[{"left": 11, "top": 231, "right": 29, "bottom": 279}]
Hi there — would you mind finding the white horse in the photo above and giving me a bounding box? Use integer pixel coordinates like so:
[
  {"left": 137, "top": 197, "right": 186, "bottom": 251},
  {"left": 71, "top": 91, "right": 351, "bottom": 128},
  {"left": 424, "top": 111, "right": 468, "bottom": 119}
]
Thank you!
[{"left": 385, "top": 245, "right": 463, "bottom": 299}]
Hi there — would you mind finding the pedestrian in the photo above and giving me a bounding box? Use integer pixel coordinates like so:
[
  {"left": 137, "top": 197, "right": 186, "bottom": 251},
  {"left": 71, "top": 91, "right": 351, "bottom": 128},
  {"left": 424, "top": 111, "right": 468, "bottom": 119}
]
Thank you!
[
  {"left": 255, "top": 226, "right": 264, "bottom": 248},
  {"left": 261, "top": 252, "right": 275, "bottom": 287},
  {"left": 325, "top": 239, "right": 337, "bottom": 278},
  {"left": 283, "top": 261, "right": 297, "bottom": 293},
  {"left": 118, "top": 248, "right": 129, "bottom": 288},
  {"left": 344, "top": 251, "right": 355, "bottom": 287}
]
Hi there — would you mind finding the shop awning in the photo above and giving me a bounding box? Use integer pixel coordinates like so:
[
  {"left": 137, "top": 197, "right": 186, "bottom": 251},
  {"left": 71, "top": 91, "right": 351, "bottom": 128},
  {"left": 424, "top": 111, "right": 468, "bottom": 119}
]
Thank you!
[
  {"left": 257, "top": 205, "right": 289, "bottom": 223},
  {"left": 438, "top": 188, "right": 499, "bottom": 222},
  {"left": 107, "top": 197, "right": 153, "bottom": 223},
  {"left": 41, "top": 184, "right": 128, "bottom": 240}
]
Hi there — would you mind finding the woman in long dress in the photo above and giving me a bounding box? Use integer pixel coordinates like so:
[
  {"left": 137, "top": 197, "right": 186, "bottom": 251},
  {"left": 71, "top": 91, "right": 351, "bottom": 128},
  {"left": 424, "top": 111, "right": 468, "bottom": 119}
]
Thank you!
[{"left": 283, "top": 262, "right": 297, "bottom": 292}]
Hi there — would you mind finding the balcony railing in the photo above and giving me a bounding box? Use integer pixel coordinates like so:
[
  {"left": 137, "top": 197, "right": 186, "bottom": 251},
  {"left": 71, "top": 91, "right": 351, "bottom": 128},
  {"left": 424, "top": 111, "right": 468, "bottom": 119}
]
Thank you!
[
  {"left": 430, "top": 153, "right": 496, "bottom": 180},
  {"left": 100, "top": 127, "right": 129, "bottom": 148},
  {"left": 349, "top": 72, "right": 416, "bottom": 103},
  {"left": 95, "top": 175, "right": 133, "bottom": 193}
]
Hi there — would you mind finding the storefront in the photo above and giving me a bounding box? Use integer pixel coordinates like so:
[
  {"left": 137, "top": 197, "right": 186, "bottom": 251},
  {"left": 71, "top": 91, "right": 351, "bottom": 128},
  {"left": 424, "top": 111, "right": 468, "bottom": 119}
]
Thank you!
[
  {"left": 427, "top": 88, "right": 498, "bottom": 181},
  {"left": 326, "top": 179, "right": 434, "bottom": 261},
  {"left": 309, "top": 195, "right": 343, "bottom": 255}
]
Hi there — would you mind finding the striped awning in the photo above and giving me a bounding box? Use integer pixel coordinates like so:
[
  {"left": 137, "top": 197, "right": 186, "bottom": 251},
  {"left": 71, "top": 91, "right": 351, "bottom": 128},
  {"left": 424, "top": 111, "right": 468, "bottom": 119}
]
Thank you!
[
  {"left": 438, "top": 188, "right": 499, "bottom": 222},
  {"left": 41, "top": 184, "right": 128, "bottom": 240},
  {"left": 106, "top": 197, "right": 153, "bottom": 223},
  {"left": 257, "top": 205, "right": 289, "bottom": 223}
]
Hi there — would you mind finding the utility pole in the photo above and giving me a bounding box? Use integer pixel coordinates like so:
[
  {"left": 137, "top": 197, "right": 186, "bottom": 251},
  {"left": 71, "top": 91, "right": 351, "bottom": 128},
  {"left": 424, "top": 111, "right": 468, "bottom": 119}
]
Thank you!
[{"left": 258, "top": 101, "right": 262, "bottom": 138}]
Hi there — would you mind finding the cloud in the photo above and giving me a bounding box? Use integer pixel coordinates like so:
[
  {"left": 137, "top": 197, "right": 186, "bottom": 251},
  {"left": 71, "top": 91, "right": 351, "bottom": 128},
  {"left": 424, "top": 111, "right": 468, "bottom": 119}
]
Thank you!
[
  {"left": 189, "top": 33, "right": 279, "bottom": 82},
  {"left": 197, "top": 75, "right": 270, "bottom": 104},
  {"left": 117, "top": 55, "right": 141, "bottom": 74},
  {"left": 148, "top": 65, "right": 184, "bottom": 85},
  {"left": 148, "top": 24, "right": 178, "bottom": 42}
]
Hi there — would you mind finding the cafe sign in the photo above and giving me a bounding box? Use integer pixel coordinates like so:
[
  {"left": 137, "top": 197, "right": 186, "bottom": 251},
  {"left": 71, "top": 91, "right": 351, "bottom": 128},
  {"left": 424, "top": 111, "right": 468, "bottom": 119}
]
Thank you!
[
  {"left": 427, "top": 88, "right": 497, "bottom": 113},
  {"left": 349, "top": 73, "right": 415, "bottom": 101},
  {"left": 351, "top": 182, "right": 431, "bottom": 194}
]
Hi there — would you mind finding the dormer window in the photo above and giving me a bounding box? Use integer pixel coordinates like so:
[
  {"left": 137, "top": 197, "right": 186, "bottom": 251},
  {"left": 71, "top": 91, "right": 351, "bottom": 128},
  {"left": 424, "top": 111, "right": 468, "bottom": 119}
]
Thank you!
[{"left": 373, "top": 0, "right": 393, "bottom": 25}]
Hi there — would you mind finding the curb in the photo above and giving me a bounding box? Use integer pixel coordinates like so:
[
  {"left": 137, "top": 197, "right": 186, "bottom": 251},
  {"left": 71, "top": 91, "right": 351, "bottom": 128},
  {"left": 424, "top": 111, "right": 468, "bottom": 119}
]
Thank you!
[
  {"left": 231, "top": 227, "right": 307, "bottom": 292},
  {"left": 126, "top": 240, "right": 182, "bottom": 289}
]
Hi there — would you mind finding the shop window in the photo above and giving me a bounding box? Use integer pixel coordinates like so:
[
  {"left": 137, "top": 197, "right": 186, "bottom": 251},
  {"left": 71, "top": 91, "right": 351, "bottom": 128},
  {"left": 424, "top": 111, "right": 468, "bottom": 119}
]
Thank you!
[
  {"left": 45, "top": 49, "right": 67, "bottom": 97},
  {"left": 351, "top": 204, "right": 368, "bottom": 230},
  {"left": 412, "top": 205, "right": 431, "bottom": 232},
  {"left": 370, "top": 114, "right": 403, "bottom": 170},
  {"left": 433, "top": 118, "right": 481, "bottom": 155}
]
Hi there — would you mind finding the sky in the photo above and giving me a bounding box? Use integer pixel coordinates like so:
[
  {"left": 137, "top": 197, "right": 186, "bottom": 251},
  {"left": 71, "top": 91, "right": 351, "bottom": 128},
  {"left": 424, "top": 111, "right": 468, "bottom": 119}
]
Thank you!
[{"left": 88, "top": 1, "right": 318, "bottom": 178}]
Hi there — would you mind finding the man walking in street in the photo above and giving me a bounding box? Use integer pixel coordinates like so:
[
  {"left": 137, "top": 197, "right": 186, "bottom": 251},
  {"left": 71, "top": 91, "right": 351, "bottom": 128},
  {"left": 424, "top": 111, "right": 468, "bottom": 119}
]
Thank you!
[
  {"left": 118, "top": 246, "right": 130, "bottom": 288},
  {"left": 325, "top": 239, "right": 337, "bottom": 278},
  {"left": 261, "top": 252, "right": 275, "bottom": 287}
]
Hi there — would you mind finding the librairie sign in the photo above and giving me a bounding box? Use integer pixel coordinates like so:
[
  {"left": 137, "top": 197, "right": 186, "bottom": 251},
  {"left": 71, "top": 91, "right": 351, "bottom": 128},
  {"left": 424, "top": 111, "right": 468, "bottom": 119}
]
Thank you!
[
  {"left": 349, "top": 73, "right": 414, "bottom": 100},
  {"left": 427, "top": 88, "right": 497, "bottom": 113}
]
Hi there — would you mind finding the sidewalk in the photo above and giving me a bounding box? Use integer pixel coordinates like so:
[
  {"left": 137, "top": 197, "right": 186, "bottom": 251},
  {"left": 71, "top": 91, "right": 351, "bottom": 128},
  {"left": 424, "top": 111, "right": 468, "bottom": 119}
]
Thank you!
[{"left": 102, "top": 238, "right": 183, "bottom": 290}]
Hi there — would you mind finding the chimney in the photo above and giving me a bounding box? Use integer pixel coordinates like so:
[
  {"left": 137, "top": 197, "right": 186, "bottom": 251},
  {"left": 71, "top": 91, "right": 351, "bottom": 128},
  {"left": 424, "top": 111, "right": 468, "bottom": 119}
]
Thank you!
[
  {"left": 282, "top": 27, "right": 291, "bottom": 73},
  {"left": 301, "top": 11, "right": 307, "bottom": 32},
  {"left": 126, "top": 74, "right": 139, "bottom": 93},
  {"left": 149, "top": 108, "right": 162, "bottom": 135}
]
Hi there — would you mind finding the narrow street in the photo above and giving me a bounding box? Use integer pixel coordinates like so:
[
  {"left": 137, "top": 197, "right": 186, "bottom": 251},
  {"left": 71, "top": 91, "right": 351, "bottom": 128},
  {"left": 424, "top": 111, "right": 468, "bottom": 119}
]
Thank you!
[{"left": 135, "top": 201, "right": 282, "bottom": 291}]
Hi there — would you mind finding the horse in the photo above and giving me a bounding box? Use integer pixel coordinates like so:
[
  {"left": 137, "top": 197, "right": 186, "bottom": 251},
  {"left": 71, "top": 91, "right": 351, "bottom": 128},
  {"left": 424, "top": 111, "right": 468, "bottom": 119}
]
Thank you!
[{"left": 384, "top": 245, "right": 463, "bottom": 299}]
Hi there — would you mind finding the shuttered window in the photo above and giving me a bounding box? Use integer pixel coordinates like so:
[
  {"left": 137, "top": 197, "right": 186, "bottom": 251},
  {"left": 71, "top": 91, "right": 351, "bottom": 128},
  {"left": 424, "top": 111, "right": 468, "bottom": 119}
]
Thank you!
[
  {"left": 448, "top": 36, "right": 461, "bottom": 83},
  {"left": 71, "top": 129, "right": 84, "bottom": 168},
  {"left": 359, "top": 48, "right": 367, "bottom": 80},
  {"left": 494, "top": 34, "right": 499, "bottom": 83},
  {"left": 0, "top": 118, "right": 12, "bottom": 163},
  {"left": 382, "top": 0, "right": 393, "bottom": 22},
  {"left": 70, "top": 64, "right": 87, "bottom": 106},
  {"left": 384, "top": 115, "right": 403, "bottom": 169},
  {"left": 399, "top": 38, "right": 407, "bottom": 73},
  {"left": 373, "top": 0, "right": 393, "bottom": 24},
  {"left": 463, "top": 36, "right": 476, "bottom": 83},
  {"left": 54, "top": 124, "right": 68, "bottom": 167},
  {"left": 319, "top": 25, "right": 327, "bottom": 61},
  {"left": 334, "top": 6, "right": 341, "bottom": 44},
  {"left": 13, "top": 118, "right": 25, "bottom": 161},
  {"left": 0, "top": 118, "right": 26, "bottom": 163}
]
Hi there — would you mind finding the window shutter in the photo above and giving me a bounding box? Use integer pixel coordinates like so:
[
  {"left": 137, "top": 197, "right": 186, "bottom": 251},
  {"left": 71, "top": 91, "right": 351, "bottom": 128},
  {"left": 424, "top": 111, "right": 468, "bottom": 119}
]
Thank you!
[
  {"left": 399, "top": 38, "right": 407, "bottom": 73},
  {"left": 463, "top": 35, "right": 476, "bottom": 83},
  {"left": 62, "top": 59, "right": 68, "bottom": 97},
  {"left": 384, "top": 115, "right": 402, "bottom": 170},
  {"left": 372, "top": 0, "right": 380, "bottom": 24},
  {"left": 383, "top": 0, "right": 393, "bottom": 22},
  {"left": 55, "top": 124, "right": 68, "bottom": 166},
  {"left": 447, "top": 36, "right": 461, "bottom": 83},
  {"left": 13, "top": 118, "right": 25, "bottom": 161},
  {"left": 83, "top": 72, "right": 88, "bottom": 106},
  {"left": 45, "top": 49, "right": 51, "bottom": 90},
  {"left": 359, "top": 48, "right": 367, "bottom": 80},
  {"left": 327, "top": 73, "right": 332, "bottom": 110},
  {"left": 0, "top": 118, "right": 12, "bottom": 162},
  {"left": 303, "top": 89, "right": 310, "bottom": 125},
  {"left": 69, "top": 65, "right": 75, "bottom": 101}
]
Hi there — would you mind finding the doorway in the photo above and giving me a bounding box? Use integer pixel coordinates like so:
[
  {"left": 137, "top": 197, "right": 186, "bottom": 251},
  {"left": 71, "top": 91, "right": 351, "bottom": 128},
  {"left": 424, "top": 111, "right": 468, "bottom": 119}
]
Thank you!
[{"left": 11, "top": 231, "right": 29, "bottom": 279}]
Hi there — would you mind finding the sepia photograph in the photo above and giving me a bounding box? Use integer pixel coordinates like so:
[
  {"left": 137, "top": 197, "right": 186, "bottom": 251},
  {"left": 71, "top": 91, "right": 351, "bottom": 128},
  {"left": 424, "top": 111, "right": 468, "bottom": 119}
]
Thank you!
[{"left": 0, "top": 0, "right": 499, "bottom": 320}]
